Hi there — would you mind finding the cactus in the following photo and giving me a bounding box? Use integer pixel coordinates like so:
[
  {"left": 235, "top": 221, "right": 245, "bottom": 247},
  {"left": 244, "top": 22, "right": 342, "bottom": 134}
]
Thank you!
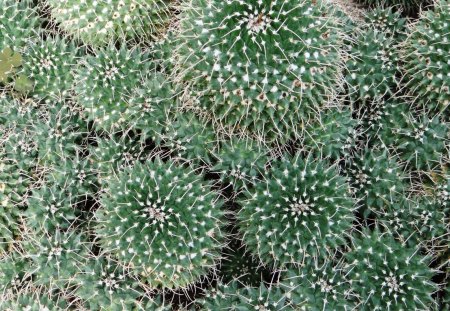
[
  {"left": 45, "top": 0, "right": 173, "bottom": 47},
  {"left": 302, "top": 107, "right": 357, "bottom": 160},
  {"left": 346, "top": 28, "right": 400, "bottom": 102},
  {"left": 348, "top": 149, "right": 406, "bottom": 217},
  {"left": 211, "top": 137, "right": 269, "bottom": 192},
  {"left": 74, "top": 256, "right": 143, "bottom": 310},
  {"left": 0, "top": 0, "right": 40, "bottom": 51},
  {"left": 0, "top": 292, "right": 68, "bottom": 310},
  {"left": 377, "top": 196, "right": 449, "bottom": 254},
  {"left": 238, "top": 154, "right": 355, "bottom": 268},
  {"left": 200, "top": 281, "right": 292, "bottom": 310},
  {"left": 342, "top": 229, "right": 437, "bottom": 310},
  {"left": 401, "top": 0, "right": 450, "bottom": 111},
  {"left": 177, "top": 0, "right": 346, "bottom": 143},
  {"left": 357, "top": 0, "right": 429, "bottom": 15},
  {"left": 364, "top": 6, "right": 407, "bottom": 39},
  {"left": 22, "top": 37, "right": 80, "bottom": 101},
  {"left": 23, "top": 230, "right": 91, "bottom": 288},
  {"left": 74, "top": 46, "right": 153, "bottom": 132},
  {"left": 95, "top": 159, "right": 225, "bottom": 288},
  {"left": 0, "top": 47, "right": 33, "bottom": 94},
  {"left": 281, "top": 261, "right": 357, "bottom": 310}
]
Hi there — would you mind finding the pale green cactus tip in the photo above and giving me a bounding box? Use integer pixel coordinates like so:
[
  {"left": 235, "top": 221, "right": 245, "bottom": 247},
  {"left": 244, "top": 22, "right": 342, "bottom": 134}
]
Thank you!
[
  {"left": 95, "top": 158, "right": 225, "bottom": 289},
  {"left": 177, "top": 0, "right": 347, "bottom": 143},
  {"left": 46, "top": 0, "right": 173, "bottom": 47},
  {"left": 0, "top": 47, "right": 33, "bottom": 94}
]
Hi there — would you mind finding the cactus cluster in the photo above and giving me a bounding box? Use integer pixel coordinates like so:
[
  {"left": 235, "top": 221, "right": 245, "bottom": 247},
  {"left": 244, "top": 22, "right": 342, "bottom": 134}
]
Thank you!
[{"left": 0, "top": 0, "right": 449, "bottom": 309}]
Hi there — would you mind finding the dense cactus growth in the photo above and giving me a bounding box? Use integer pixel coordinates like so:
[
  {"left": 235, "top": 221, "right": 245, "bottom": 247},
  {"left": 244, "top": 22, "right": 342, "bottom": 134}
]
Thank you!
[
  {"left": 45, "top": 0, "right": 173, "bottom": 46},
  {"left": 238, "top": 155, "right": 355, "bottom": 267},
  {"left": 0, "top": 0, "right": 449, "bottom": 309},
  {"left": 95, "top": 159, "right": 224, "bottom": 288},
  {"left": 177, "top": 0, "right": 346, "bottom": 143}
]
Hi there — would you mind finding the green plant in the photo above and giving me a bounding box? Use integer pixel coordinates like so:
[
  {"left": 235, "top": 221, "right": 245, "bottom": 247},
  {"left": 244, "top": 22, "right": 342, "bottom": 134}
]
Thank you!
[
  {"left": 357, "top": 0, "right": 429, "bottom": 15},
  {"left": 0, "top": 292, "right": 68, "bottom": 310},
  {"left": 342, "top": 229, "right": 437, "bottom": 310},
  {"left": 45, "top": 0, "right": 173, "bottom": 47},
  {"left": 364, "top": 6, "right": 407, "bottom": 39},
  {"left": 200, "top": 281, "right": 292, "bottom": 310},
  {"left": 177, "top": 0, "right": 346, "bottom": 143},
  {"left": 95, "top": 159, "right": 225, "bottom": 288},
  {"left": 401, "top": 0, "right": 450, "bottom": 111},
  {"left": 238, "top": 154, "right": 355, "bottom": 267},
  {"left": 0, "top": 47, "right": 33, "bottom": 93}
]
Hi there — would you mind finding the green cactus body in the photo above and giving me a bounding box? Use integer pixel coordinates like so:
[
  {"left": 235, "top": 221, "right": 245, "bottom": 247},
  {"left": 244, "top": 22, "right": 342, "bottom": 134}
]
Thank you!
[
  {"left": 22, "top": 37, "right": 80, "bottom": 101},
  {"left": 177, "top": 0, "right": 345, "bottom": 143},
  {"left": 402, "top": 0, "right": 450, "bottom": 111},
  {"left": 281, "top": 261, "right": 357, "bottom": 310},
  {"left": 0, "top": 293, "right": 68, "bottom": 311},
  {"left": 238, "top": 154, "right": 355, "bottom": 267},
  {"left": 24, "top": 230, "right": 91, "bottom": 288},
  {"left": 46, "top": 0, "right": 173, "bottom": 47},
  {"left": 364, "top": 7, "right": 407, "bottom": 39},
  {"left": 211, "top": 138, "right": 269, "bottom": 192},
  {"left": 302, "top": 107, "right": 357, "bottom": 160},
  {"left": 95, "top": 159, "right": 224, "bottom": 288},
  {"left": 200, "top": 281, "right": 292, "bottom": 310},
  {"left": 349, "top": 149, "right": 406, "bottom": 216},
  {"left": 74, "top": 256, "right": 142, "bottom": 310},
  {"left": 346, "top": 29, "right": 400, "bottom": 101},
  {"left": 0, "top": 0, "right": 40, "bottom": 51},
  {"left": 378, "top": 197, "right": 449, "bottom": 253},
  {"left": 342, "top": 229, "right": 437, "bottom": 310}
]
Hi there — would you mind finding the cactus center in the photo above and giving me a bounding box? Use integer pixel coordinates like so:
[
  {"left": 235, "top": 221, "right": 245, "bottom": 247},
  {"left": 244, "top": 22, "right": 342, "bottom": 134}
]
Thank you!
[
  {"left": 384, "top": 275, "right": 400, "bottom": 293},
  {"left": 317, "top": 278, "right": 333, "bottom": 293},
  {"left": 104, "top": 66, "right": 119, "bottom": 80},
  {"left": 245, "top": 11, "right": 271, "bottom": 35},
  {"left": 289, "top": 198, "right": 312, "bottom": 216},
  {"left": 144, "top": 203, "right": 168, "bottom": 223},
  {"left": 40, "top": 58, "right": 53, "bottom": 70}
]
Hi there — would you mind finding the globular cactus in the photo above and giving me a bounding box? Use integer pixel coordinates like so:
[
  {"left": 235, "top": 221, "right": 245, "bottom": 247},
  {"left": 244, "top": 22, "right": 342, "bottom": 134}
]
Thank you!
[
  {"left": 94, "top": 159, "right": 225, "bottom": 288},
  {"left": 357, "top": 0, "right": 430, "bottom": 15},
  {"left": 342, "top": 229, "right": 437, "bottom": 310},
  {"left": 163, "top": 112, "right": 218, "bottom": 166},
  {"left": 346, "top": 29, "right": 399, "bottom": 102},
  {"left": 0, "top": 252, "right": 30, "bottom": 297},
  {"left": 238, "top": 154, "right": 355, "bottom": 268},
  {"left": 74, "top": 256, "right": 143, "bottom": 310},
  {"left": 0, "top": 0, "right": 40, "bottom": 51},
  {"left": 211, "top": 138, "right": 269, "bottom": 192},
  {"left": 74, "top": 46, "right": 152, "bottom": 132},
  {"left": 281, "top": 261, "right": 357, "bottom": 310},
  {"left": 377, "top": 197, "right": 449, "bottom": 254},
  {"left": 364, "top": 6, "right": 407, "bottom": 39},
  {"left": 348, "top": 149, "right": 406, "bottom": 217},
  {"left": 200, "top": 281, "right": 292, "bottom": 310},
  {"left": 45, "top": 0, "right": 173, "bottom": 47},
  {"left": 302, "top": 107, "right": 357, "bottom": 160},
  {"left": 177, "top": 0, "right": 346, "bottom": 143},
  {"left": 0, "top": 47, "right": 33, "bottom": 94},
  {"left": 401, "top": 0, "right": 450, "bottom": 111},
  {"left": 22, "top": 37, "right": 80, "bottom": 101},
  {"left": 0, "top": 292, "right": 68, "bottom": 311},
  {"left": 23, "top": 230, "right": 91, "bottom": 288}
]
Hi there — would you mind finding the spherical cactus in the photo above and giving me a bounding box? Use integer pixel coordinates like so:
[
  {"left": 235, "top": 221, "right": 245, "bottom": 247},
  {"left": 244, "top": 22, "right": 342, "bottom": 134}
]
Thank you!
[
  {"left": 200, "top": 281, "right": 293, "bottom": 310},
  {"left": 348, "top": 149, "right": 406, "bottom": 217},
  {"left": 302, "top": 107, "right": 357, "bottom": 160},
  {"left": 364, "top": 6, "right": 407, "bottom": 39},
  {"left": 377, "top": 197, "right": 449, "bottom": 254},
  {"left": 401, "top": 0, "right": 450, "bottom": 111},
  {"left": 22, "top": 36, "right": 79, "bottom": 101},
  {"left": 177, "top": 0, "right": 346, "bottom": 143},
  {"left": 341, "top": 229, "right": 437, "bottom": 310},
  {"left": 25, "top": 184, "right": 83, "bottom": 234},
  {"left": 74, "top": 256, "right": 142, "bottom": 310},
  {"left": 0, "top": 0, "right": 40, "bottom": 51},
  {"left": 356, "top": 0, "right": 429, "bottom": 15},
  {"left": 346, "top": 28, "right": 400, "bottom": 102},
  {"left": 74, "top": 46, "right": 152, "bottom": 132},
  {"left": 211, "top": 138, "right": 269, "bottom": 192},
  {"left": 0, "top": 253, "right": 31, "bottom": 296},
  {"left": 94, "top": 159, "right": 225, "bottom": 288},
  {"left": 238, "top": 154, "right": 355, "bottom": 268},
  {"left": 163, "top": 112, "right": 218, "bottom": 166},
  {"left": 45, "top": 0, "right": 173, "bottom": 47},
  {"left": 0, "top": 292, "right": 68, "bottom": 311},
  {"left": 280, "top": 261, "right": 357, "bottom": 310},
  {"left": 89, "top": 133, "right": 148, "bottom": 186},
  {"left": 23, "top": 230, "right": 91, "bottom": 288}
]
